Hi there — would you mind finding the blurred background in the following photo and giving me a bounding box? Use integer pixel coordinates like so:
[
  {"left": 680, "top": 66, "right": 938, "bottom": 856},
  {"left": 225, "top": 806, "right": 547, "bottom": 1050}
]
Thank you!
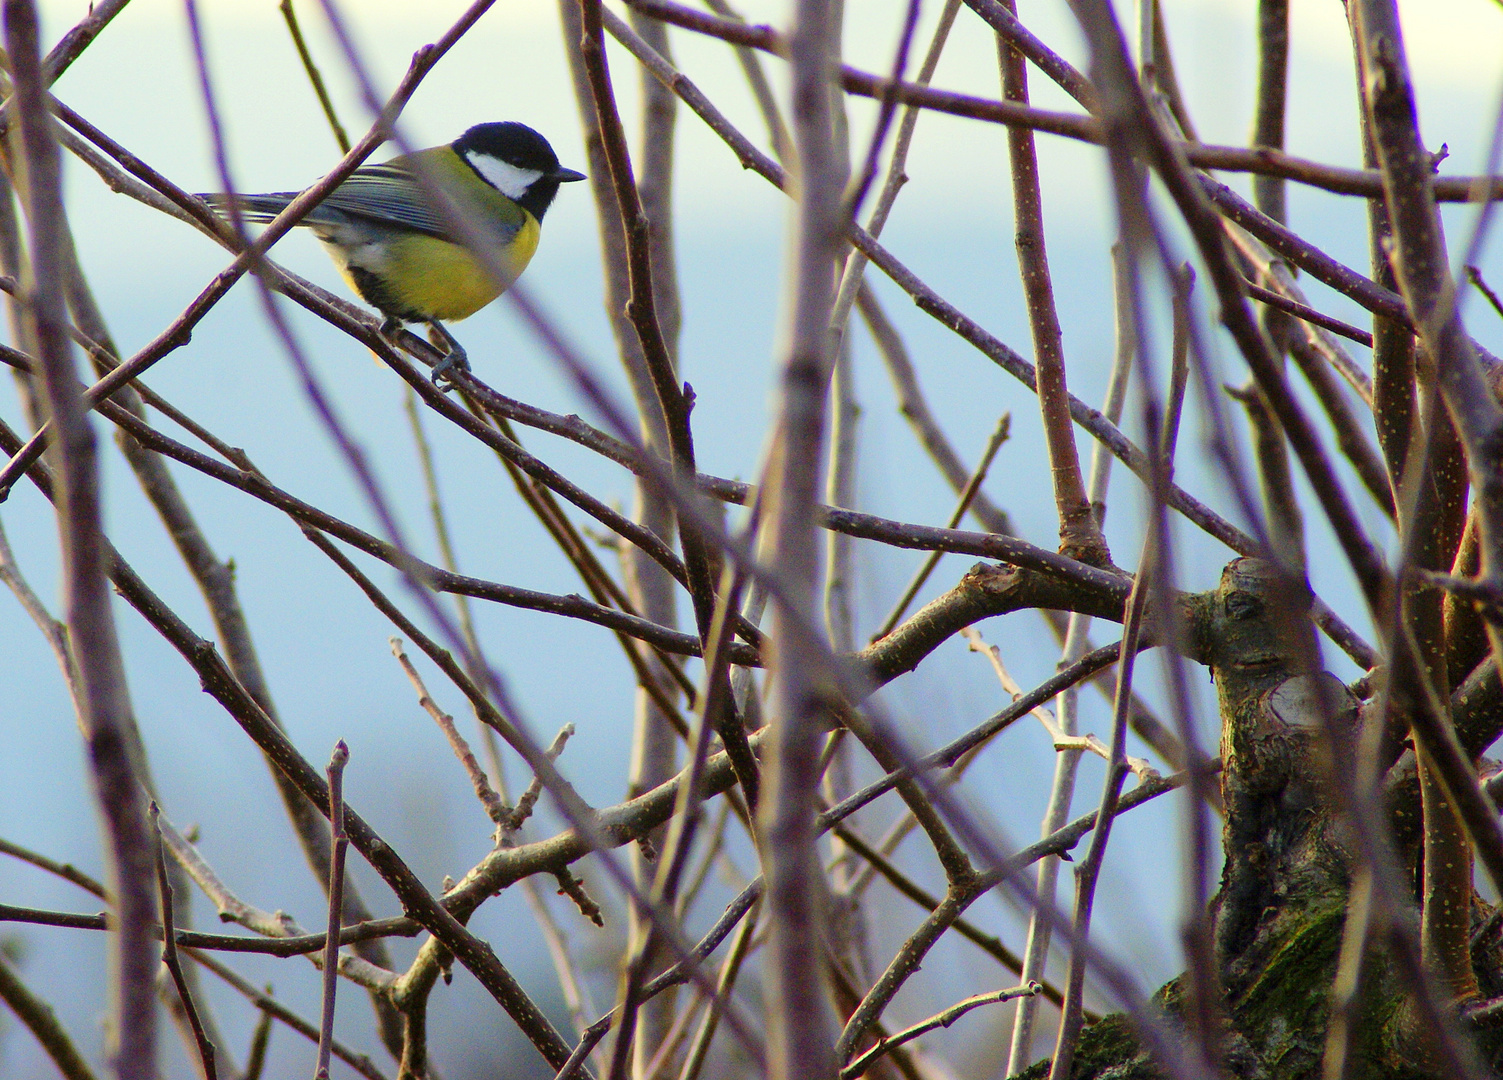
[{"left": 2, "top": 0, "right": 1502, "bottom": 1076}]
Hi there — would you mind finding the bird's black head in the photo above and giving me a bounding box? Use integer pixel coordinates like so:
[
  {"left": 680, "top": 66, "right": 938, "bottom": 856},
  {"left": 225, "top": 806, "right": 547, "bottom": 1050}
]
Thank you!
[{"left": 452, "top": 122, "right": 585, "bottom": 222}]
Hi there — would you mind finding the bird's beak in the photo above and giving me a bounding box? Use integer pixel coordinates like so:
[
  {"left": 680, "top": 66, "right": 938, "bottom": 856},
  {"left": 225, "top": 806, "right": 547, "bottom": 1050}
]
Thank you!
[{"left": 551, "top": 167, "right": 587, "bottom": 183}]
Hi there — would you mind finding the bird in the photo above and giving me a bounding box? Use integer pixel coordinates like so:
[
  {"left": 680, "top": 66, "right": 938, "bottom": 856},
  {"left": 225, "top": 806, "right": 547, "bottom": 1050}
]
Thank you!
[{"left": 204, "top": 121, "right": 585, "bottom": 384}]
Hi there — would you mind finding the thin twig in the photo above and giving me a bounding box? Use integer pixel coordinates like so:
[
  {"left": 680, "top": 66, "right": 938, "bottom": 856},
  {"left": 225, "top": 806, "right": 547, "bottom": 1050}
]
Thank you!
[
  {"left": 0, "top": 835, "right": 107, "bottom": 898},
  {"left": 827, "top": 0, "right": 958, "bottom": 338},
  {"left": 1321, "top": 868, "right": 1376, "bottom": 1080},
  {"left": 1243, "top": 279, "right": 1372, "bottom": 346},
  {"left": 828, "top": 823, "right": 1074, "bottom": 1010},
  {"left": 610, "top": 10, "right": 690, "bottom": 1063},
  {"left": 841, "top": 983, "right": 1040, "bottom": 1080},
  {"left": 555, "top": 884, "right": 765, "bottom": 1080},
  {"left": 702, "top": 0, "right": 792, "bottom": 160},
  {"left": 277, "top": 0, "right": 351, "bottom": 153},
  {"left": 825, "top": 342, "right": 860, "bottom": 654},
  {"left": 391, "top": 638, "right": 509, "bottom": 825},
  {"left": 674, "top": 899, "right": 759, "bottom": 1080},
  {"left": 858, "top": 285, "right": 1016, "bottom": 536},
  {"left": 961, "top": 627, "right": 1157, "bottom": 780},
  {"left": 188, "top": 950, "right": 391, "bottom": 1080},
  {"left": 872, "top": 414, "right": 1011, "bottom": 641},
  {"left": 315, "top": 741, "right": 351, "bottom": 1080},
  {"left": 243, "top": 1008, "right": 274, "bottom": 1080},
  {"left": 0, "top": 901, "right": 418, "bottom": 957},
  {"left": 1152, "top": 263, "right": 1223, "bottom": 1067},
  {"left": 510, "top": 725, "right": 577, "bottom": 832},
  {"left": 1049, "top": 528, "right": 1156, "bottom": 1080},
  {"left": 602, "top": 561, "right": 754, "bottom": 1080},
  {"left": 0, "top": 952, "right": 99, "bottom": 1080},
  {"left": 1467, "top": 265, "right": 1503, "bottom": 320},
  {"left": 155, "top": 806, "right": 391, "bottom": 986},
  {"left": 152, "top": 804, "right": 218, "bottom": 1080}
]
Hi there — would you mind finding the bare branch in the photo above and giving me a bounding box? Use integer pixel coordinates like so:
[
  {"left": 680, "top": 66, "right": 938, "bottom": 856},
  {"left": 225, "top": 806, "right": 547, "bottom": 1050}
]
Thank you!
[
  {"left": 841, "top": 983, "right": 1040, "bottom": 1080},
  {"left": 151, "top": 805, "right": 219, "bottom": 1080},
  {"left": 0, "top": 951, "right": 100, "bottom": 1080},
  {"left": 392, "top": 638, "right": 509, "bottom": 825},
  {"left": 315, "top": 742, "right": 351, "bottom": 1080},
  {"left": 3, "top": 4, "right": 157, "bottom": 1075}
]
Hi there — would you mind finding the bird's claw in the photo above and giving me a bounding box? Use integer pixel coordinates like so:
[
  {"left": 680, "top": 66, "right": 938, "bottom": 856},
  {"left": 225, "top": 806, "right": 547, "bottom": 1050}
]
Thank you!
[
  {"left": 375, "top": 319, "right": 470, "bottom": 390},
  {"left": 427, "top": 322, "right": 470, "bottom": 391},
  {"left": 430, "top": 347, "right": 470, "bottom": 390}
]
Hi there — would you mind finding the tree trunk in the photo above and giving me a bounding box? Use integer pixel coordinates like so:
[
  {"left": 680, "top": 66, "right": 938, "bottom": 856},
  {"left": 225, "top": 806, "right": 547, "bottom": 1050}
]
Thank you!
[{"left": 1020, "top": 559, "right": 1503, "bottom": 1079}]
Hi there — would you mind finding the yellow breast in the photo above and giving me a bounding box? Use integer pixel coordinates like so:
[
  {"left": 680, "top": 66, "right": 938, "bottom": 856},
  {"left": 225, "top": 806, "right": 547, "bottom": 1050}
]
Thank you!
[{"left": 354, "top": 212, "right": 541, "bottom": 323}]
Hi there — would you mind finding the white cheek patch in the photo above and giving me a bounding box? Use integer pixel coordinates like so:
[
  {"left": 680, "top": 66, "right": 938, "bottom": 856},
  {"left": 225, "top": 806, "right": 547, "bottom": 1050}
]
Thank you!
[{"left": 465, "top": 152, "right": 545, "bottom": 199}]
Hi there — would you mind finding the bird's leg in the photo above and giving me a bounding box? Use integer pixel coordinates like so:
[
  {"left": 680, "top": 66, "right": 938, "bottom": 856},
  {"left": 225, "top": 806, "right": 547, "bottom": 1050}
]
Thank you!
[
  {"left": 376, "top": 318, "right": 468, "bottom": 390},
  {"left": 426, "top": 321, "right": 470, "bottom": 388},
  {"left": 377, "top": 317, "right": 418, "bottom": 361}
]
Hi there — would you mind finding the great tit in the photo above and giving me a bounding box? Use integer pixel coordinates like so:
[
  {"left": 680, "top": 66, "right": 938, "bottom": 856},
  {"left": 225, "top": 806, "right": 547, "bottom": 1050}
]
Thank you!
[{"left": 206, "top": 121, "right": 585, "bottom": 383}]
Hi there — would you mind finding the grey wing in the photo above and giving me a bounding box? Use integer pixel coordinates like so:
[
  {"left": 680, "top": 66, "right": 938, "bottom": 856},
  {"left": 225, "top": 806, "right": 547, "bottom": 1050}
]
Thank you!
[
  {"left": 201, "top": 164, "right": 454, "bottom": 238},
  {"left": 313, "top": 163, "right": 453, "bottom": 238}
]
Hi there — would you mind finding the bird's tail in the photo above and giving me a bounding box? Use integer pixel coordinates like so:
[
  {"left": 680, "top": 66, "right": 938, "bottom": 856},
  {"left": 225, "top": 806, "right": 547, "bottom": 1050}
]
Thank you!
[{"left": 197, "top": 192, "right": 306, "bottom": 224}]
